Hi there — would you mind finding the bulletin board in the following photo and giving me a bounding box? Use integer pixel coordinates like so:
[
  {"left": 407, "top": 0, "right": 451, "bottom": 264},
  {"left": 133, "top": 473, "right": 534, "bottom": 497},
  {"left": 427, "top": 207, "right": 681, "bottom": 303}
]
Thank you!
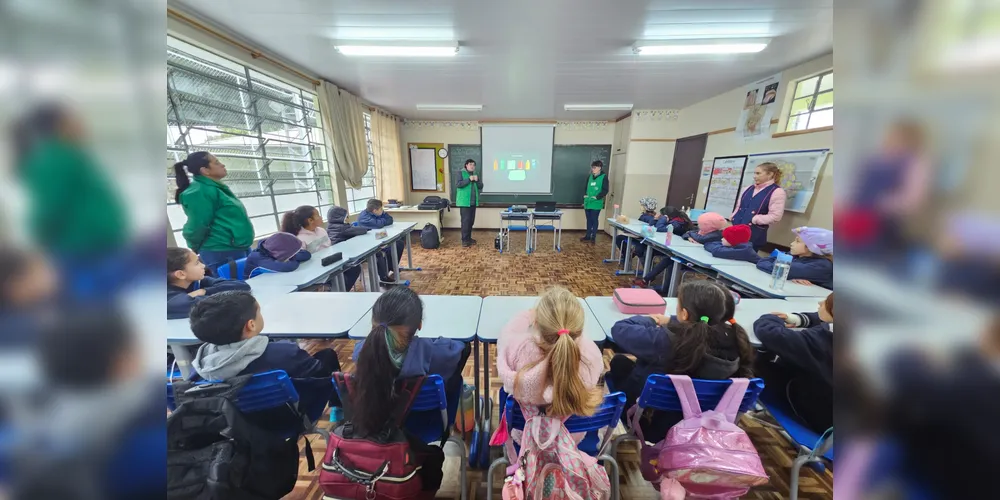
[{"left": 408, "top": 143, "right": 446, "bottom": 192}]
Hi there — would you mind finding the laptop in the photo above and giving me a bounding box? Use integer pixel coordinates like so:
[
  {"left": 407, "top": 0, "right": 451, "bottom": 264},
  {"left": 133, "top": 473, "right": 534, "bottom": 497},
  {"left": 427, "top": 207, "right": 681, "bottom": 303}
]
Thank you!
[{"left": 534, "top": 201, "right": 557, "bottom": 213}]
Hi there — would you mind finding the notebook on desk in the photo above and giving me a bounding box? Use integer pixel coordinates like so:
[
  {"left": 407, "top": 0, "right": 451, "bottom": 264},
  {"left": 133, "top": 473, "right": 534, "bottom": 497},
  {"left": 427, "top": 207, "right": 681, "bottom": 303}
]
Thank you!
[{"left": 534, "top": 201, "right": 557, "bottom": 213}]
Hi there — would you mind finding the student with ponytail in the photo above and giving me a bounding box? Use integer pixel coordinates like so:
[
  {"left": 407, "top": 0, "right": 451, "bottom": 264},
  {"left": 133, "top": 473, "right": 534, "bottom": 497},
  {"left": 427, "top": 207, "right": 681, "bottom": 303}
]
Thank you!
[
  {"left": 498, "top": 286, "right": 604, "bottom": 433},
  {"left": 609, "top": 280, "right": 754, "bottom": 442},
  {"left": 174, "top": 152, "right": 254, "bottom": 272},
  {"left": 281, "top": 205, "right": 331, "bottom": 253}
]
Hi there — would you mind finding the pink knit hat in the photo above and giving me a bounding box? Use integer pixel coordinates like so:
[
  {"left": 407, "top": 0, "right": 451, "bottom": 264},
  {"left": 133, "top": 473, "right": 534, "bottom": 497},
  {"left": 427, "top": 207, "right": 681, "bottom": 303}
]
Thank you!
[{"left": 697, "top": 212, "right": 727, "bottom": 235}]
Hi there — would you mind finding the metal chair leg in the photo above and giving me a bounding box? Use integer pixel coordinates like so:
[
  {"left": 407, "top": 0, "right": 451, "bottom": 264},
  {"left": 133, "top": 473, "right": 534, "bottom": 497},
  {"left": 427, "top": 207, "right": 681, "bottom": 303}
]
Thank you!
[
  {"left": 448, "top": 437, "right": 469, "bottom": 500},
  {"left": 486, "top": 457, "right": 509, "bottom": 500},
  {"left": 599, "top": 454, "right": 620, "bottom": 500},
  {"left": 789, "top": 453, "right": 808, "bottom": 500}
]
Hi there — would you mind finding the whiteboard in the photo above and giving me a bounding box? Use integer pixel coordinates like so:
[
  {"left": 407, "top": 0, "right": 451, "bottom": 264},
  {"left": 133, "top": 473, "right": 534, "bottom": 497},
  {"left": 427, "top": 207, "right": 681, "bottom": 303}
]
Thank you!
[
  {"left": 409, "top": 147, "right": 437, "bottom": 191},
  {"left": 742, "top": 150, "right": 829, "bottom": 213},
  {"left": 704, "top": 156, "right": 748, "bottom": 215}
]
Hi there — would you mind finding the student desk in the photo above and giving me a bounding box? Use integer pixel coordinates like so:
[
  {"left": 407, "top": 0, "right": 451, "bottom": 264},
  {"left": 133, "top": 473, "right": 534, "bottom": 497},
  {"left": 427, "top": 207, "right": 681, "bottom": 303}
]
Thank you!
[
  {"left": 714, "top": 264, "right": 832, "bottom": 299},
  {"left": 639, "top": 234, "right": 701, "bottom": 289},
  {"left": 529, "top": 210, "right": 564, "bottom": 252},
  {"left": 659, "top": 246, "right": 758, "bottom": 297},
  {"left": 385, "top": 206, "right": 444, "bottom": 241},
  {"left": 346, "top": 295, "right": 483, "bottom": 341},
  {"left": 498, "top": 210, "right": 532, "bottom": 253},
  {"left": 604, "top": 218, "right": 651, "bottom": 274},
  {"left": 732, "top": 298, "right": 827, "bottom": 345}
]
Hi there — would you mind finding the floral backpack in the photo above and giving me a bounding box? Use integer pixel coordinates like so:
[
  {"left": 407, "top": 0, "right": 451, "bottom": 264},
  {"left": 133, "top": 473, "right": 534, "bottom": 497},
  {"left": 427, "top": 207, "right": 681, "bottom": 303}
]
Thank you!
[{"left": 497, "top": 403, "right": 611, "bottom": 500}]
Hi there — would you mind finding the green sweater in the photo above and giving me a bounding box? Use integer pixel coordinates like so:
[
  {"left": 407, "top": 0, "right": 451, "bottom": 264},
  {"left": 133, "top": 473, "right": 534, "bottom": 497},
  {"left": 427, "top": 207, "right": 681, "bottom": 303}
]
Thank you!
[
  {"left": 179, "top": 176, "right": 255, "bottom": 252},
  {"left": 20, "top": 139, "right": 127, "bottom": 255}
]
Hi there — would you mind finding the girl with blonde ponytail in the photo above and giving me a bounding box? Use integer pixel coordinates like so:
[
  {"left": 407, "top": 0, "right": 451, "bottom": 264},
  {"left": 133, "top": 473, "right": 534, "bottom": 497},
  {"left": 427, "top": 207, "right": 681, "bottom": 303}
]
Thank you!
[{"left": 498, "top": 287, "right": 604, "bottom": 435}]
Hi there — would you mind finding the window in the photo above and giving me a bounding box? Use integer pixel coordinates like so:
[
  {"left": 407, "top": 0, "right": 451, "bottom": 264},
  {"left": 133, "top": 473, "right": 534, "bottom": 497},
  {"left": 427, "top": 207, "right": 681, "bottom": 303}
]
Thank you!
[
  {"left": 345, "top": 112, "right": 377, "bottom": 213},
  {"left": 166, "top": 37, "right": 332, "bottom": 246},
  {"left": 785, "top": 70, "right": 833, "bottom": 132}
]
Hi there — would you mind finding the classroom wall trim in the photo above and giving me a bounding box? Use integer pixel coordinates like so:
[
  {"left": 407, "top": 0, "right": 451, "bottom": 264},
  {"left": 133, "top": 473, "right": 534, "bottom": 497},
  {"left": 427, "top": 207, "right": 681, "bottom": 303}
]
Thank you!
[
  {"left": 479, "top": 119, "right": 558, "bottom": 124},
  {"left": 631, "top": 138, "right": 676, "bottom": 142},
  {"left": 771, "top": 125, "right": 834, "bottom": 138},
  {"left": 633, "top": 109, "right": 680, "bottom": 121},
  {"left": 402, "top": 120, "right": 480, "bottom": 131}
]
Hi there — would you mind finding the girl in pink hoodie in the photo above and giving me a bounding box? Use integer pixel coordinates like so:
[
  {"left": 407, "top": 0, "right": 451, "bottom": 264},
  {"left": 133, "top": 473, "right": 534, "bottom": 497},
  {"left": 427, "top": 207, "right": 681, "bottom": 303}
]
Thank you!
[{"left": 497, "top": 286, "right": 605, "bottom": 439}]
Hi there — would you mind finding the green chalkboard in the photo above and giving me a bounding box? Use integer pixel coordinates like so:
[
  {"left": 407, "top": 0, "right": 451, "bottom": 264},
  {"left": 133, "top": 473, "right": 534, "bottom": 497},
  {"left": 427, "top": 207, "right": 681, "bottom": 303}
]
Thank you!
[{"left": 447, "top": 144, "right": 612, "bottom": 207}]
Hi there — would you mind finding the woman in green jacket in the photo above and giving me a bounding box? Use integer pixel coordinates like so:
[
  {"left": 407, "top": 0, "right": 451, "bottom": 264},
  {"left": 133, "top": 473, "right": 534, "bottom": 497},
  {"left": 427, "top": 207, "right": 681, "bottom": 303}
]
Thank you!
[{"left": 173, "top": 152, "right": 255, "bottom": 272}]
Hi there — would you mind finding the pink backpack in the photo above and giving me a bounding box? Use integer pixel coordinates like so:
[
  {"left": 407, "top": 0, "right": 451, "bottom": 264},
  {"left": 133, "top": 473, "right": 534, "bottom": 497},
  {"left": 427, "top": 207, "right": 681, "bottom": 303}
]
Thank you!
[
  {"left": 658, "top": 375, "right": 768, "bottom": 498},
  {"left": 500, "top": 404, "right": 611, "bottom": 500},
  {"left": 613, "top": 288, "right": 666, "bottom": 315}
]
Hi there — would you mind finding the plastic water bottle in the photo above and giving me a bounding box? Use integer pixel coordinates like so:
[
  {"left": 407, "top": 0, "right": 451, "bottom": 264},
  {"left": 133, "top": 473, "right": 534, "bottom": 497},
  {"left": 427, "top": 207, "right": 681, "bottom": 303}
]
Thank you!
[
  {"left": 770, "top": 252, "right": 792, "bottom": 290},
  {"left": 613, "top": 204, "right": 621, "bottom": 218},
  {"left": 329, "top": 406, "right": 344, "bottom": 424}
]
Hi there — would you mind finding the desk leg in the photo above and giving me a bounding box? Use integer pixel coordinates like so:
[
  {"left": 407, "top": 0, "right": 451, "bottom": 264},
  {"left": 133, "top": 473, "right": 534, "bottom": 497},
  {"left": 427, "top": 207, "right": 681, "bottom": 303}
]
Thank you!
[
  {"left": 667, "top": 260, "right": 680, "bottom": 297},
  {"left": 473, "top": 339, "right": 481, "bottom": 426},
  {"left": 643, "top": 246, "right": 654, "bottom": 280},
  {"left": 390, "top": 240, "right": 402, "bottom": 284},
  {"left": 170, "top": 343, "right": 195, "bottom": 380},
  {"left": 617, "top": 237, "right": 633, "bottom": 275},
  {"left": 367, "top": 254, "right": 380, "bottom": 291},
  {"left": 483, "top": 341, "right": 492, "bottom": 435},
  {"left": 556, "top": 216, "right": 562, "bottom": 252},
  {"left": 399, "top": 231, "right": 420, "bottom": 271},
  {"left": 333, "top": 271, "right": 346, "bottom": 292},
  {"left": 604, "top": 226, "right": 618, "bottom": 263}
]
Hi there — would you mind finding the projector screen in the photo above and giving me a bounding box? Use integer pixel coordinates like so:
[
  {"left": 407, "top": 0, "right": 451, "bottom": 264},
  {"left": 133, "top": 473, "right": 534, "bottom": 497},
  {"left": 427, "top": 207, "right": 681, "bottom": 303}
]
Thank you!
[{"left": 480, "top": 124, "right": 555, "bottom": 194}]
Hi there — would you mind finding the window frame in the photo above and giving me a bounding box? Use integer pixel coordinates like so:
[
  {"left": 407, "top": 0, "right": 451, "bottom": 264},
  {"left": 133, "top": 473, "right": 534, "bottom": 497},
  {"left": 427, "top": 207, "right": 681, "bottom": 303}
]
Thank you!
[
  {"left": 345, "top": 112, "right": 377, "bottom": 214},
  {"left": 784, "top": 70, "right": 833, "bottom": 132}
]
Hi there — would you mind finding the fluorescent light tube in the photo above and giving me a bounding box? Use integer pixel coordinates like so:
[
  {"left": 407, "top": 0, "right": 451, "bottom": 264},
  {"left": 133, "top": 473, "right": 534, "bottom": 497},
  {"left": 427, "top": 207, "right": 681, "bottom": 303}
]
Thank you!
[
  {"left": 335, "top": 45, "right": 458, "bottom": 57},
  {"left": 564, "top": 104, "right": 633, "bottom": 111},
  {"left": 415, "top": 104, "right": 482, "bottom": 111},
  {"left": 634, "top": 43, "right": 767, "bottom": 55}
]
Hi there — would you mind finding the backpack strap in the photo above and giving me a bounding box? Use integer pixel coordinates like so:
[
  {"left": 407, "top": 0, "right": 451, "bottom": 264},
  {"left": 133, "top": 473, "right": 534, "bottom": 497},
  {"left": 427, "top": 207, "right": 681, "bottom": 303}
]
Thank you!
[
  {"left": 712, "top": 378, "right": 750, "bottom": 423},
  {"left": 173, "top": 373, "right": 252, "bottom": 406},
  {"left": 666, "top": 375, "right": 702, "bottom": 419},
  {"left": 332, "top": 372, "right": 355, "bottom": 419},
  {"left": 226, "top": 258, "right": 238, "bottom": 280},
  {"left": 391, "top": 375, "right": 427, "bottom": 427},
  {"left": 627, "top": 403, "right": 647, "bottom": 444}
]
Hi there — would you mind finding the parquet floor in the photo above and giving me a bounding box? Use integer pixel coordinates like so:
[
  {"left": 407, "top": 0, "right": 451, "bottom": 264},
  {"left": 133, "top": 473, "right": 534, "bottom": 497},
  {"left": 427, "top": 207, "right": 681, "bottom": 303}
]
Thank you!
[{"left": 291, "top": 229, "right": 834, "bottom": 499}]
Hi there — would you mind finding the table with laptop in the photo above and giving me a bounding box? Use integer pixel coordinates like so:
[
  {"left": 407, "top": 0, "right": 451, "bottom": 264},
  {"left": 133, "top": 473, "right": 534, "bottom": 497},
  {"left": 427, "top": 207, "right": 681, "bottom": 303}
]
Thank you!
[{"left": 529, "top": 201, "right": 563, "bottom": 252}]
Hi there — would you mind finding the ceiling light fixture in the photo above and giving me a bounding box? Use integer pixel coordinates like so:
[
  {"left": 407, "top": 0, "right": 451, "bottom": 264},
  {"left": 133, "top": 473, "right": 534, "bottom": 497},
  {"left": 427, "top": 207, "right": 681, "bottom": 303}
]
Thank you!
[
  {"left": 335, "top": 44, "right": 458, "bottom": 57},
  {"left": 415, "top": 104, "right": 482, "bottom": 111},
  {"left": 564, "top": 104, "right": 634, "bottom": 111},
  {"left": 633, "top": 40, "right": 769, "bottom": 55}
]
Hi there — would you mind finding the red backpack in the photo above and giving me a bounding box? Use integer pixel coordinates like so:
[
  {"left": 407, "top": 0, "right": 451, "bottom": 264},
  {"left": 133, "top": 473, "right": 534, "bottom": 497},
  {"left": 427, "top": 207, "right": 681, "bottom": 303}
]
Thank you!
[{"left": 319, "top": 373, "right": 434, "bottom": 500}]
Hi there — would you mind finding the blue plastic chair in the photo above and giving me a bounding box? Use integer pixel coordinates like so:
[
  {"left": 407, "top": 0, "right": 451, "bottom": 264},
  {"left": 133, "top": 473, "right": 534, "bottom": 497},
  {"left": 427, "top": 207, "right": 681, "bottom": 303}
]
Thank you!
[
  {"left": 757, "top": 393, "right": 833, "bottom": 500},
  {"left": 215, "top": 258, "right": 246, "bottom": 280},
  {"left": 167, "top": 370, "right": 329, "bottom": 442},
  {"left": 607, "top": 375, "right": 764, "bottom": 461},
  {"left": 486, "top": 390, "right": 627, "bottom": 500},
  {"left": 407, "top": 375, "right": 468, "bottom": 500},
  {"left": 688, "top": 208, "right": 707, "bottom": 220}
]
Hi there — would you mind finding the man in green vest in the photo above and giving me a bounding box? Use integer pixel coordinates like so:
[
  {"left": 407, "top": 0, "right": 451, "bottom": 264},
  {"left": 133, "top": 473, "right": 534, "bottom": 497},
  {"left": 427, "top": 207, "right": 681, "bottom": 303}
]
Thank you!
[
  {"left": 582, "top": 160, "right": 609, "bottom": 242},
  {"left": 455, "top": 158, "right": 484, "bottom": 247}
]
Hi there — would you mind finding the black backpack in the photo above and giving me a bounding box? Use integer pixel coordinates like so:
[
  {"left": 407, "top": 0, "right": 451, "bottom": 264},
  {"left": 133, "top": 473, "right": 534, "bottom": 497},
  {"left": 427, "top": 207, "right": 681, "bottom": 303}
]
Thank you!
[
  {"left": 167, "top": 376, "right": 300, "bottom": 500},
  {"left": 420, "top": 225, "right": 440, "bottom": 249}
]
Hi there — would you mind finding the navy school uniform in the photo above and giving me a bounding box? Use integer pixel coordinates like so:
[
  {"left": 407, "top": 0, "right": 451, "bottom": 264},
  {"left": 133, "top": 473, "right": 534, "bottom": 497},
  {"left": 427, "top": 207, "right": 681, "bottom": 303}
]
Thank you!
[
  {"left": 167, "top": 277, "right": 250, "bottom": 320},
  {"left": 655, "top": 217, "right": 689, "bottom": 235},
  {"left": 682, "top": 229, "right": 723, "bottom": 245},
  {"left": 732, "top": 183, "right": 781, "bottom": 250},
  {"left": 703, "top": 241, "right": 762, "bottom": 264},
  {"left": 756, "top": 255, "right": 833, "bottom": 289},
  {"left": 243, "top": 247, "right": 311, "bottom": 280}
]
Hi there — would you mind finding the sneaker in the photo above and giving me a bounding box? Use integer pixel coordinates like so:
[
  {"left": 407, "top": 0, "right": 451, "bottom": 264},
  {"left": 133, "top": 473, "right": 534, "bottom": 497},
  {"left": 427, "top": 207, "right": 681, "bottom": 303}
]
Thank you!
[
  {"left": 469, "top": 238, "right": 477, "bottom": 245},
  {"left": 462, "top": 240, "right": 473, "bottom": 247},
  {"left": 632, "top": 277, "right": 649, "bottom": 288},
  {"left": 580, "top": 235, "right": 592, "bottom": 242}
]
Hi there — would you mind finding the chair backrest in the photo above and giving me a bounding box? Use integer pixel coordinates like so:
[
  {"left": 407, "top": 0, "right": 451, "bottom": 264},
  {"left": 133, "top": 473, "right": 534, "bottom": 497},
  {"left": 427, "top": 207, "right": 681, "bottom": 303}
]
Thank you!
[
  {"left": 247, "top": 266, "right": 275, "bottom": 279},
  {"left": 688, "top": 209, "right": 707, "bottom": 220},
  {"left": 503, "top": 388, "right": 627, "bottom": 455},
  {"left": 166, "top": 370, "right": 299, "bottom": 413},
  {"left": 637, "top": 374, "right": 764, "bottom": 414},
  {"left": 216, "top": 257, "right": 247, "bottom": 280}
]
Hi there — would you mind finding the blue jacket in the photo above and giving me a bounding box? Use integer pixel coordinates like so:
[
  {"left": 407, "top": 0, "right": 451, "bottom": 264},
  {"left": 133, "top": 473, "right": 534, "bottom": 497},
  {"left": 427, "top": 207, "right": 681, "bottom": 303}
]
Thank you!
[
  {"left": 703, "top": 241, "right": 761, "bottom": 264},
  {"left": 655, "top": 217, "right": 689, "bottom": 235},
  {"left": 243, "top": 247, "right": 311, "bottom": 279},
  {"left": 683, "top": 229, "right": 723, "bottom": 244},
  {"left": 357, "top": 210, "right": 394, "bottom": 229},
  {"left": 637, "top": 212, "right": 657, "bottom": 225},
  {"left": 756, "top": 255, "right": 833, "bottom": 289},
  {"left": 241, "top": 341, "right": 335, "bottom": 421},
  {"left": 754, "top": 313, "right": 832, "bottom": 386},
  {"left": 352, "top": 336, "right": 465, "bottom": 380},
  {"left": 167, "top": 277, "right": 250, "bottom": 319}
]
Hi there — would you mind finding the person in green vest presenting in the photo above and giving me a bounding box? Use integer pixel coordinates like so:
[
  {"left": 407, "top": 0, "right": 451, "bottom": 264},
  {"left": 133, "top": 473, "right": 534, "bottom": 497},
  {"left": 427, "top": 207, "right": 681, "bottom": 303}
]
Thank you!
[
  {"left": 581, "top": 160, "right": 609, "bottom": 242},
  {"left": 455, "top": 158, "right": 484, "bottom": 247}
]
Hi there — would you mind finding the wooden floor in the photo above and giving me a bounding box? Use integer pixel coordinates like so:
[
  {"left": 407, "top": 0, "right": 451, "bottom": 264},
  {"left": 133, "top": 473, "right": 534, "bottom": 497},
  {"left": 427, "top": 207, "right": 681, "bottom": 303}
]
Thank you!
[{"left": 291, "top": 228, "right": 834, "bottom": 499}]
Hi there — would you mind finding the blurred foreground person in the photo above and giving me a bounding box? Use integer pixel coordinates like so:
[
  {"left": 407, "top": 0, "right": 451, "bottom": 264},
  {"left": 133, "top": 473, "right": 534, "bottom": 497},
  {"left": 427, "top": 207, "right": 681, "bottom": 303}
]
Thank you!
[{"left": 0, "top": 247, "right": 59, "bottom": 347}]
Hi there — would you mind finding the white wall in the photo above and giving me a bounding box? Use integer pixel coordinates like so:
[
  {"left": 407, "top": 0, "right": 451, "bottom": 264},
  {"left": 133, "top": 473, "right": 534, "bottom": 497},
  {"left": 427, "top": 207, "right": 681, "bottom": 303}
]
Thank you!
[{"left": 398, "top": 122, "right": 617, "bottom": 230}]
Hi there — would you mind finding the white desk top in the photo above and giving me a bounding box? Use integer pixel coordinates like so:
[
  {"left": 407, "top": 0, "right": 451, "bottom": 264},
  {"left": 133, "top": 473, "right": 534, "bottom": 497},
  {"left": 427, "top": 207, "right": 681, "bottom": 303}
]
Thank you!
[
  {"left": 347, "top": 295, "right": 482, "bottom": 341},
  {"left": 732, "top": 298, "right": 827, "bottom": 345},
  {"left": 606, "top": 218, "right": 649, "bottom": 235},
  {"left": 714, "top": 264, "right": 832, "bottom": 299},
  {"left": 643, "top": 233, "right": 700, "bottom": 249},
  {"left": 387, "top": 206, "right": 441, "bottom": 213},
  {"left": 248, "top": 222, "right": 415, "bottom": 289},
  {"left": 668, "top": 244, "right": 756, "bottom": 269},
  {"left": 478, "top": 296, "right": 605, "bottom": 344},
  {"left": 167, "top": 292, "right": 381, "bottom": 342},
  {"left": 584, "top": 296, "right": 669, "bottom": 339}
]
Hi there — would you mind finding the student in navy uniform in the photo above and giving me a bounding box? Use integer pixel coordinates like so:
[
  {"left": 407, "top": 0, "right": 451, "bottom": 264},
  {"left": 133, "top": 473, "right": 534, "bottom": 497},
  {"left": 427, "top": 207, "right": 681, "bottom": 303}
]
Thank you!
[
  {"left": 757, "top": 226, "right": 833, "bottom": 289},
  {"left": 703, "top": 224, "right": 761, "bottom": 264},
  {"left": 608, "top": 281, "right": 754, "bottom": 442},
  {"left": 654, "top": 206, "right": 692, "bottom": 235},
  {"left": 0, "top": 247, "right": 59, "bottom": 346},
  {"left": 683, "top": 211, "right": 727, "bottom": 244},
  {"left": 731, "top": 162, "right": 787, "bottom": 251},
  {"left": 615, "top": 197, "right": 659, "bottom": 265},
  {"left": 357, "top": 198, "right": 406, "bottom": 284},
  {"left": 753, "top": 293, "right": 834, "bottom": 434},
  {"left": 167, "top": 247, "right": 249, "bottom": 320},
  {"left": 243, "top": 232, "right": 310, "bottom": 279},
  {"left": 325, "top": 206, "right": 368, "bottom": 290}
]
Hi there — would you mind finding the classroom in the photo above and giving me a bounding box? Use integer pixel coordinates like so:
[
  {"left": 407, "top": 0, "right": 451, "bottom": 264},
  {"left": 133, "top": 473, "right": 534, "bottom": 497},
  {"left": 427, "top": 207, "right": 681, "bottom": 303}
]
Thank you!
[{"left": 165, "top": 2, "right": 836, "bottom": 498}]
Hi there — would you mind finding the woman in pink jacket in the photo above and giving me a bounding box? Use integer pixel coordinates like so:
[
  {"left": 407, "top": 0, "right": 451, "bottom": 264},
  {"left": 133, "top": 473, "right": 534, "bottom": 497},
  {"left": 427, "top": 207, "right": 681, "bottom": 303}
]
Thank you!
[
  {"left": 497, "top": 286, "right": 605, "bottom": 432},
  {"left": 732, "top": 162, "right": 787, "bottom": 251}
]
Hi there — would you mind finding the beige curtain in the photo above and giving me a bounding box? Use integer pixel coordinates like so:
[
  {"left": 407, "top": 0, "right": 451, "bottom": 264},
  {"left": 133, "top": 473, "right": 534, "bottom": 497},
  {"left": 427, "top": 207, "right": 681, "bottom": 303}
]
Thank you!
[
  {"left": 370, "top": 109, "right": 406, "bottom": 202},
  {"left": 318, "top": 81, "right": 368, "bottom": 188}
]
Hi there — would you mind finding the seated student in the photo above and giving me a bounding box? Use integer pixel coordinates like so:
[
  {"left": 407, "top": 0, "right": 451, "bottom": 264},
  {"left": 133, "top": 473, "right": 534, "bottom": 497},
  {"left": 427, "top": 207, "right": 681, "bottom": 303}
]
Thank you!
[
  {"left": 243, "top": 232, "right": 311, "bottom": 279},
  {"left": 703, "top": 224, "right": 761, "bottom": 264},
  {"left": 615, "top": 197, "right": 659, "bottom": 264},
  {"left": 655, "top": 206, "right": 693, "bottom": 235},
  {"left": 497, "top": 286, "right": 603, "bottom": 442},
  {"left": 683, "top": 211, "right": 728, "bottom": 244},
  {"left": 282, "top": 205, "right": 331, "bottom": 254},
  {"left": 756, "top": 226, "right": 833, "bottom": 289},
  {"left": 608, "top": 281, "right": 754, "bottom": 442},
  {"left": 190, "top": 290, "right": 341, "bottom": 416},
  {"left": 753, "top": 293, "right": 833, "bottom": 434},
  {"left": 167, "top": 247, "right": 249, "bottom": 320},
  {"left": 0, "top": 246, "right": 59, "bottom": 346},
  {"left": 325, "top": 206, "right": 370, "bottom": 290},
  {"left": 357, "top": 199, "right": 405, "bottom": 284}
]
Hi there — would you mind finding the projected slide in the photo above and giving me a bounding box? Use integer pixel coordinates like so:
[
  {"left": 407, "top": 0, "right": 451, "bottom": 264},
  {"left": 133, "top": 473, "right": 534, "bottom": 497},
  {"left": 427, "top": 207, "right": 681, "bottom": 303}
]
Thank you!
[{"left": 481, "top": 124, "right": 554, "bottom": 194}]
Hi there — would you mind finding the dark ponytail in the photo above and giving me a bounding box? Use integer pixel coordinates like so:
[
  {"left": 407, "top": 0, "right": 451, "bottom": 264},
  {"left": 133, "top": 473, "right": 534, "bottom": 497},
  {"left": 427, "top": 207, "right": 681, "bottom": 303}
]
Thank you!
[
  {"left": 715, "top": 282, "right": 755, "bottom": 377},
  {"left": 173, "top": 151, "right": 212, "bottom": 204},
  {"left": 352, "top": 287, "right": 424, "bottom": 437},
  {"left": 669, "top": 281, "right": 732, "bottom": 376},
  {"left": 281, "top": 205, "right": 316, "bottom": 234}
]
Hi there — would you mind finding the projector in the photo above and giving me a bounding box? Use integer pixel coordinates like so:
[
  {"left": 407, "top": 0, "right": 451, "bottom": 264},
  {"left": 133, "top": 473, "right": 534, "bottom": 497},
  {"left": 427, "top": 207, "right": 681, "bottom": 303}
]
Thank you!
[{"left": 510, "top": 205, "right": 528, "bottom": 213}]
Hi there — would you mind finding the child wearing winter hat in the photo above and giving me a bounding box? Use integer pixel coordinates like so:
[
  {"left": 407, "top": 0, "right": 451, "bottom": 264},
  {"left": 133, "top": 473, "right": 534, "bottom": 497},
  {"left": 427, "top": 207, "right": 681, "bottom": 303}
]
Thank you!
[
  {"left": 616, "top": 197, "right": 661, "bottom": 265},
  {"left": 243, "top": 232, "right": 312, "bottom": 279},
  {"left": 703, "top": 224, "right": 761, "bottom": 263},
  {"left": 683, "top": 212, "right": 728, "bottom": 244},
  {"left": 756, "top": 226, "right": 833, "bottom": 289}
]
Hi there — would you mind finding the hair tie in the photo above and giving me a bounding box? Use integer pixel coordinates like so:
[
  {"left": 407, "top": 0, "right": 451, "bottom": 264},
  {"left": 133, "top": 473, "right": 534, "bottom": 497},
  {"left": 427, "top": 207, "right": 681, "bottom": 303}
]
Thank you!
[
  {"left": 699, "top": 316, "right": 710, "bottom": 323},
  {"left": 378, "top": 322, "right": 389, "bottom": 328},
  {"left": 556, "top": 329, "right": 569, "bottom": 336},
  {"left": 727, "top": 318, "right": 737, "bottom": 325}
]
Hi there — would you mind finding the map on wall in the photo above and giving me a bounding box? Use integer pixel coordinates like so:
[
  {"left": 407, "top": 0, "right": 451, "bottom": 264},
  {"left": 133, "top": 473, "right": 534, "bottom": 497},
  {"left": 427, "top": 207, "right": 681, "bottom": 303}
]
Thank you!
[
  {"left": 741, "top": 149, "right": 830, "bottom": 213},
  {"left": 704, "top": 156, "right": 749, "bottom": 215}
]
